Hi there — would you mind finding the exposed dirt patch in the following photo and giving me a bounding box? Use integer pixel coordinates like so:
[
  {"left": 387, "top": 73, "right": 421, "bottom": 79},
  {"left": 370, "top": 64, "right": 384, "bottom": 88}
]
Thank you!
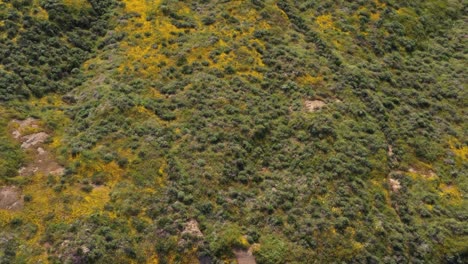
[
  {"left": 18, "top": 147, "right": 65, "bottom": 177},
  {"left": 408, "top": 167, "right": 437, "bottom": 179},
  {"left": 305, "top": 100, "right": 326, "bottom": 112},
  {"left": 10, "top": 118, "right": 64, "bottom": 177},
  {"left": 21, "top": 132, "right": 49, "bottom": 149},
  {"left": 11, "top": 118, "right": 40, "bottom": 138},
  {"left": 0, "top": 186, "right": 23, "bottom": 210},
  {"left": 234, "top": 247, "right": 257, "bottom": 264},
  {"left": 389, "top": 178, "right": 401, "bottom": 192}
]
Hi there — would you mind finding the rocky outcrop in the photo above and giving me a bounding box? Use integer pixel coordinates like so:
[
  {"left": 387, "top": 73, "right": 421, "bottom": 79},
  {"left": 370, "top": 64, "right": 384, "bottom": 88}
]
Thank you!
[{"left": 0, "top": 186, "right": 23, "bottom": 210}]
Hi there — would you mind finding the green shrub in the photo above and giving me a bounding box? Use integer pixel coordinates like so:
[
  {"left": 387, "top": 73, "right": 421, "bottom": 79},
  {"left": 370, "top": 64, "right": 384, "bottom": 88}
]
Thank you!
[{"left": 255, "top": 234, "right": 287, "bottom": 264}]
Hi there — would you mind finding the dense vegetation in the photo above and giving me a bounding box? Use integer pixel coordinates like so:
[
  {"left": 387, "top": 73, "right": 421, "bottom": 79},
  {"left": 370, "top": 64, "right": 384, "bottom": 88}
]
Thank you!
[{"left": 1, "top": 0, "right": 466, "bottom": 263}]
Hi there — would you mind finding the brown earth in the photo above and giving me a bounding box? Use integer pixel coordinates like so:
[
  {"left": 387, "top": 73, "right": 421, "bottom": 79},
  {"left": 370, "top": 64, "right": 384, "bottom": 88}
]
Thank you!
[
  {"left": 389, "top": 178, "right": 401, "bottom": 192},
  {"left": 0, "top": 186, "right": 23, "bottom": 210},
  {"left": 234, "top": 248, "right": 257, "bottom": 264},
  {"left": 21, "top": 132, "right": 49, "bottom": 149},
  {"left": 10, "top": 118, "right": 64, "bottom": 177},
  {"left": 11, "top": 118, "right": 39, "bottom": 138},
  {"left": 18, "top": 147, "right": 65, "bottom": 177},
  {"left": 305, "top": 100, "right": 326, "bottom": 112},
  {"left": 408, "top": 167, "right": 437, "bottom": 179}
]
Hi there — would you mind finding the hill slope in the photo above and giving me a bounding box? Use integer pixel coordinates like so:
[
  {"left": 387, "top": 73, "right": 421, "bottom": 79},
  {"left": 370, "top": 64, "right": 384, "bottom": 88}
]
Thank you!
[{"left": 0, "top": 0, "right": 467, "bottom": 263}]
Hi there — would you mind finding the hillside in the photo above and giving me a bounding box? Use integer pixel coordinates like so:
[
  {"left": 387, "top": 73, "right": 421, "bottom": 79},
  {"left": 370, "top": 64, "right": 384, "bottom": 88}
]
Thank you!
[{"left": 0, "top": 0, "right": 467, "bottom": 263}]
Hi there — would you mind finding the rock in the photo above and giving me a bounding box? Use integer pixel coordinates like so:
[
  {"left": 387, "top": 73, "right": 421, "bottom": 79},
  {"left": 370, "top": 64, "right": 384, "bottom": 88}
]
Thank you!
[
  {"left": 408, "top": 167, "right": 437, "bottom": 179},
  {"left": 37, "top": 147, "right": 46, "bottom": 155},
  {"left": 11, "top": 118, "right": 39, "bottom": 139},
  {"left": 21, "top": 132, "right": 49, "bottom": 149},
  {"left": 305, "top": 100, "right": 326, "bottom": 112},
  {"left": 389, "top": 178, "right": 401, "bottom": 192},
  {"left": 11, "top": 118, "right": 65, "bottom": 177},
  {"left": 12, "top": 130, "right": 21, "bottom": 139},
  {"left": 0, "top": 186, "right": 23, "bottom": 210},
  {"left": 81, "top": 246, "right": 90, "bottom": 254},
  {"left": 50, "top": 167, "right": 65, "bottom": 176},
  {"left": 18, "top": 167, "right": 26, "bottom": 175},
  {"left": 182, "top": 219, "right": 203, "bottom": 238},
  {"left": 12, "top": 118, "right": 38, "bottom": 129}
]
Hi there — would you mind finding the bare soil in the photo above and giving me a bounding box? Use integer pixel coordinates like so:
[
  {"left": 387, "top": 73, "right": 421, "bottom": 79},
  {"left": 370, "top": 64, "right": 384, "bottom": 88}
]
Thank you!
[
  {"left": 10, "top": 118, "right": 64, "bottom": 177},
  {"left": 11, "top": 118, "right": 39, "bottom": 138},
  {"left": 18, "top": 147, "right": 65, "bottom": 177},
  {"left": 305, "top": 100, "right": 326, "bottom": 112},
  {"left": 234, "top": 248, "right": 256, "bottom": 264},
  {"left": 0, "top": 186, "right": 23, "bottom": 210},
  {"left": 21, "top": 132, "right": 49, "bottom": 149},
  {"left": 408, "top": 167, "right": 436, "bottom": 179},
  {"left": 389, "top": 178, "right": 401, "bottom": 192}
]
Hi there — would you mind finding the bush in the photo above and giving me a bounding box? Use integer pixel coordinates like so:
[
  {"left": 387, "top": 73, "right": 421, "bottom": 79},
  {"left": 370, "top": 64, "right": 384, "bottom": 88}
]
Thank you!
[
  {"left": 210, "top": 224, "right": 247, "bottom": 256},
  {"left": 255, "top": 234, "right": 287, "bottom": 264}
]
